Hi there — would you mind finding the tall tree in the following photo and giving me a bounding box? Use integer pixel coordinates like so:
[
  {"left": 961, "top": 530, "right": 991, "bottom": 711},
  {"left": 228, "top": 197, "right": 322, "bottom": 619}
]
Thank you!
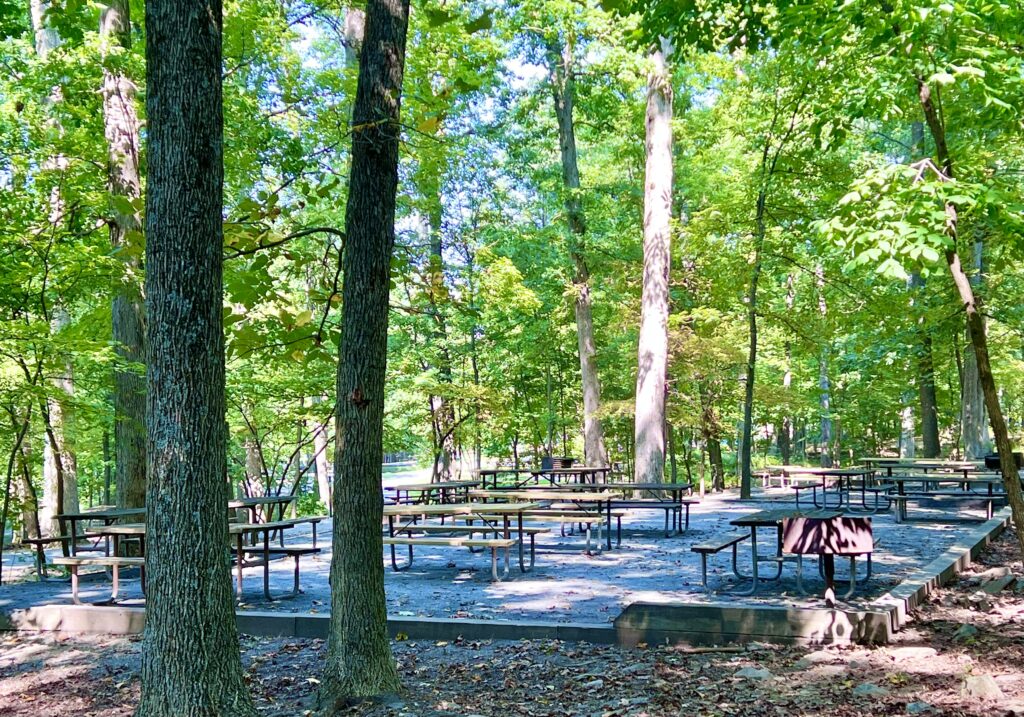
[
  {"left": 30, "top": 0, "right": 80, "bottom": 537},
  {"left": 135, "top": 0, "right": 255, "bottom": 714},
  {"left": 318, "top": 0, "right": 409, "bottom": 707},
  {"left": 100, "top": 0, "right": 146, "bottom": 512},
  {"left": 634, "top": 43, "right": 673, "bottom": 483},
  {"left": 545, "top": 33, "right": 608, "bottom": 467}
]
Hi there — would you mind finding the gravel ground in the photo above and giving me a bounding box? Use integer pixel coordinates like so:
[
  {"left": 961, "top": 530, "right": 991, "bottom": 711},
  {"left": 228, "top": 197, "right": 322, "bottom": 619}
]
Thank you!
[{"left": 0, "top": 488, "right": 996, "bottom": 621}]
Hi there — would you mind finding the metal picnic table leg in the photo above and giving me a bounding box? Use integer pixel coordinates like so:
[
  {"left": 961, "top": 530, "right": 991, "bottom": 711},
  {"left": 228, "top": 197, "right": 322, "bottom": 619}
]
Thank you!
[
  {"left": 606, "top": 500, "right": 612, "bottom": 551},
  {"left": 516, "top": 512, "right": 531, "bottom": 573},
  {"left": 68, "top": 517, "right": 78, "bottom": 556},
  {"left": 732, "top": 525, "right": 760, "bottom": 596},
  {"left": 235, "top": 533, "right": 245, "bottom": 600}
]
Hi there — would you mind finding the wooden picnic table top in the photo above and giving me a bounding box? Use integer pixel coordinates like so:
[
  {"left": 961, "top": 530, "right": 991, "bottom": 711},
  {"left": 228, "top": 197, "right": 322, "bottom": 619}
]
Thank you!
[
  {"left": 601, "top": 481, "right": 694, "bottom": 491},
  {"left": 229, "top": 496, "right": 296, "bottom": 509},
  {"left": 730, "top": 509, "right": 843, "bottom": 527},
  {"left": 383, "top": 501, "right": 540, "bottom": 517},
  {"left": 56, "top": 508, "right": 146, "bottom": 521},
  {"left": 782, "top": 466, "right": 874, "bottom": 476},
  {"left": 386, "top": 480, "right": 480, "bottom": 491},
  {"left": 885, "top": 474, "right": 1004, "bottom": 484},
  {"left": 89, "top": 520, "right": 301, "bottom": 537},
  {"left": 469, "top": 489, "right": 617, "bottom": 502},
  {"left": 475, "top": 468, "right": 536, "bottom": 475},
  {"left": 861, "top": 457, "right": 983, "bottom": 467}
]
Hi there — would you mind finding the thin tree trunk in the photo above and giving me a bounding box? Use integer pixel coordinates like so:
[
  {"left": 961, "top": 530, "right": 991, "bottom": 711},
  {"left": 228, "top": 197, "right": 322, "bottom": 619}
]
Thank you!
[
  {"left": 816, "top": 265, "right": 833, "bottom": 468},
  {"left": 899, "top": 397, "right": 916, "bottom": 458},
  {"left": 545, "top": 34, "right": 608, "bottom": 467},
  {"left": 102, "top": 0, "right": 147, "bottom": 513},
  {"left": 135, "top": 0, "right": 255, "bottom": 713},
  {"left": 960, "top": 238, "right": 989, "bottom": 459},
  {"left": 319, "top": 0, "right": 408, "bottom": 706},
  {"left": 634, "top": 44, "right": 673, "bottom": 485},
  {"left": 740, "top": 189, "right": 767, "bottom": 496},
  {"left": 312, "top": 397, "right": 331, "bottom": 512},
  {"left": 919, "top": 78, "right": 1024, "bottom": 554}
]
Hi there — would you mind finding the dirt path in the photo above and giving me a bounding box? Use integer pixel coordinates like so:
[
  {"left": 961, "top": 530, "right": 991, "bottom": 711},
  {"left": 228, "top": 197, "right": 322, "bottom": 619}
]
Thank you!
[{"left": 2, "top": 530, "right": 1022, "bottom": 717}]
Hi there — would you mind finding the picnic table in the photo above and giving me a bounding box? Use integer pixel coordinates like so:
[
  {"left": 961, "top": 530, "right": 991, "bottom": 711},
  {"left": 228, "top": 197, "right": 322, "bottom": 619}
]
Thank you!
[
  {"left": 885, "top": 474, "right": 1005, "bottom": 522},
  {"left": 383, "top": 502, "right": 539, "bottom": 579},
  {"left": 229, "top": 495, "right": 296, "bottom": 523},
  {"left": 861, "top": 457, "right": 988, "bottom": 478},
  {"left": 601, "top": 482, "right": 696, "bottom": 535},
  {"left": 476, "top": 466, "right": 611, "bottom": 489},
  {"left": 55, "top": 507, "right": 146, "bottom": 556},
  {"left": 728, "top": 509, "right": 842, "bottom": 596},
  {"left": 385, "top": 480, "right": 480, "bottom": 505},
  {"left": 469, "top": 490, "right": 616, "bottom": 552},
  {"left": 784, "top": 466, "right": 885, "bottom": 511},
  {"left": 89, "top": 519, "right": 315, "bottom": 601}
]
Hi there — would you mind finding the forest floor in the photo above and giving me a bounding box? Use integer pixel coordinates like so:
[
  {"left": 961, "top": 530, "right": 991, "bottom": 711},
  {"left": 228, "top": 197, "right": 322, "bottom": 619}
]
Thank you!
[{"left": 1, "top": 529, "right": 1022, "bottom": 717}]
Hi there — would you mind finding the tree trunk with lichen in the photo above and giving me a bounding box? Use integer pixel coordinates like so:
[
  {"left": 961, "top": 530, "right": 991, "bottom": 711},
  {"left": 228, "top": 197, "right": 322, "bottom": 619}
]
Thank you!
[
  {"left": 135, "top": 1, "right": 255, "bottom": 714},
  {"left": 318, "top": 0, "right": 409, "bottom": 708},
  {"left": 634, "top": 45, "right": 673, "bottom": 484}
]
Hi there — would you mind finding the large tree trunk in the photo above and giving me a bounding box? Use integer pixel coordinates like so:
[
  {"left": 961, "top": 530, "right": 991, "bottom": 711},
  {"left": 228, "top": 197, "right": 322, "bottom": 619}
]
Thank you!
[
  {"left": 135, "top": 1, "right": 254, "bottom": 714},
  {"left": 101, "top": 0, "right": 147, "bottom": 512},
  {"left": 318, "top": 0, "right": 409, "bottom": 707},
  {"left": 633, "top": 45, "right": 673, "bottom": 484},
  {"left": 960, "top": 239, "right": 989, "bottom": 459},
  {"left": 919, "top": 79, "right": 1024, "bottom": 554},
  {"left": 545, "top": 35, "right": 608, "bottom": 467}
]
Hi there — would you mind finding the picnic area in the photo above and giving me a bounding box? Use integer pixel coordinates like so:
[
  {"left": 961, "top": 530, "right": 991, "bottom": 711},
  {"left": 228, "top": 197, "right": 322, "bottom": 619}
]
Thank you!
[{"left": 4, "top": 0, "right": 1024, "bottom": 715}]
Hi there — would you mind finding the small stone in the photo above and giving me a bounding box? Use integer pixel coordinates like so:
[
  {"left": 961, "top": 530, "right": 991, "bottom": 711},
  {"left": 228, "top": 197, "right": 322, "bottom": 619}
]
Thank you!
[
  {"left": 847, "top": 659, "right": 869, "bottom": 670},
  {"left": 953, "top": 624, "right": 979, "bottom": 642},
  {"left": 981, "top": 575, "right": 1016, "bottom": 594},
  {"left": 853, "top": 683, "right": 889, "bottom": 698},
  {"left": 581, "top": 679, "right": 604, "bottom": 690},
  {"left": 889, "top": 646, "right": 937, "bottom": 662},
  {"left": 801, "top": 649, "right": 837, "bottom": 664},
  {"left": 734, "top": 667, "right": 773, "bottom": 680},
  {"left": 963, "top": 675, "right": 1005, "bottom": 701},
  {"left": 971, "top": 566, "right": 1010, "bottom": 585},
  {"left": 906, "top": 701, "right": 934, "bottom": 714}
]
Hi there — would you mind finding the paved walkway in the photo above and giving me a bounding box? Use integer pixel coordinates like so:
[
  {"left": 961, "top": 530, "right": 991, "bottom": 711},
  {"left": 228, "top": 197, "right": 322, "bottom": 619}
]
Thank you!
[{"left": 0, "top": 488, "right": 991, "bottom": 623}]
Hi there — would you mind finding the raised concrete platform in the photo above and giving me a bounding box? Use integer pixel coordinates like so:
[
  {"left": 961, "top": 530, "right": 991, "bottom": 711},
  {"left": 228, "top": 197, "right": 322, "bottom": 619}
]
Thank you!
[{"left": 2, "top": 507, "right": 1009, "bottom": 647}]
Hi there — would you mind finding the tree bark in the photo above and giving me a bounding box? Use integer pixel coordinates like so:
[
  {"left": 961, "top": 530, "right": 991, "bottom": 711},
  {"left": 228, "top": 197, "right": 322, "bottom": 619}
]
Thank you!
[
  {"left": 318, "top": 0, "right": 409, "bottom": 707},
  {"left": 101, "top": 0, "right": 147, "bottom": 513},
  {"left": 135, "top": 1, "right": 254, "bottom": 714},
  {"left": 816, "top": 265, "right": 833, "bottom": 467},
  {"left": 740, "top": 189, "right": 767, "bottom": 496},
  {"left": 918, "top": 78, "right": 1024, "bottom": 554},
  {"left": 545, "top": 34, "right": 608, "bottom": 467},
  {"left": 908, "top": 124, "right": 941, "bottom": 458},
  {"left": 899, "top": 396, "right": 916, "bottom": 458},
  {"left": 634, "top": 45, "right": 673, "bottom": 484},
  {"left": 960, "top": 238, "right": 989, "bottom": 459}
]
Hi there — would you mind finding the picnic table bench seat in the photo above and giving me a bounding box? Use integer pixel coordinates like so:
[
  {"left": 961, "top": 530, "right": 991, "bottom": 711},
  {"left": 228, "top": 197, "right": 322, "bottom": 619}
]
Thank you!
[
  {"left": 392, "top": 524, "right": 547, "bottom": 567},
  {"left": 20, "top": 533, "right": 109, "bottom": 578},
  {"left": 691, "top": 533, "right": 750, "bottom": 591},
  {"left": 610, "top": 497, "right": 698, "bottom": 534},
  {"left": 239, "top": 545, "right": 321, "bottom": 599},
  {"left": 891, "top": 492, "right": 1000, "bottom": 522},
  {"left": 50, "top": 556, "right": 146, "bottom": 605},
  {"left": 382, "top": 535, "right": 518, "bottom": 581}
]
